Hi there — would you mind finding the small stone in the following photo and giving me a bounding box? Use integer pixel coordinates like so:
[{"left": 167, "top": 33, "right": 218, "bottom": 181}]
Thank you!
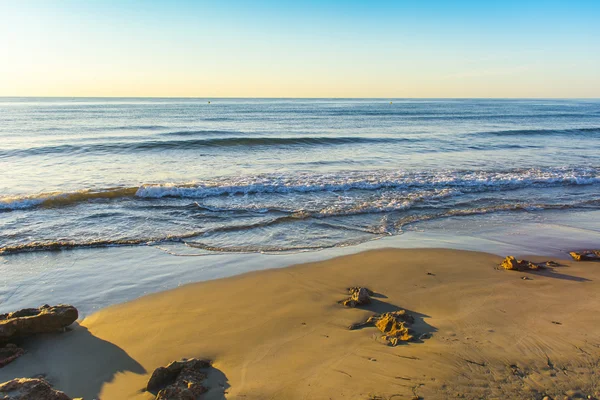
[
  {"left": 565, "top": 389, "right": 586, "bottom": 399},
  {"left": 500, "top": 256, "right": 546, "bottom": 272},
  {"left": 147, "top": 358, "right": 212, "bottom": 399},
  {"left": 349, "top": 310, "right": 415, "bottom": 346},
  {"left": 569, "top": 251, "right": 600, "bottom": 261},
  {"left": 339, "top": 287, "right": 372, "bottom": 307}
]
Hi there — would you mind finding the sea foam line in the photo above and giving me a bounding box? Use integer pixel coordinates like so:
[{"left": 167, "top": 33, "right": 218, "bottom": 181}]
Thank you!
[{"left": 1, "top": 167, "right": 599, "bottom": 211}]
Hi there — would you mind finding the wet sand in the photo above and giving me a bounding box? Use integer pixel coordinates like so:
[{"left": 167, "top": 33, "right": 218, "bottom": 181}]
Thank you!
[{"left": 2, "top": 248, "right": 599, "bottom": 399}]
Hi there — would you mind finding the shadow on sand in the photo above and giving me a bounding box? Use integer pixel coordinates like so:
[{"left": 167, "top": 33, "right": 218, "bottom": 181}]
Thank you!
[
  {"left": 197, "top": 365, "right": 230, "bottom": 400},
  {"left": 522, "top": 263, "right": 592, "bottom": 283},
  {"left": 349, "top": 297, "right": 437, "bottom": 344},
  {"left": 0, "top": 323, "right": 146, "bottom": 399}
]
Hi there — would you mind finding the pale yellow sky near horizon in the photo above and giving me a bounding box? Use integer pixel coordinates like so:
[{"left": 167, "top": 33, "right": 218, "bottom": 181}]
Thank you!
[
  {"left": 1, "top": 1, "right": 599, "bottom": 98},
  {"left": 3, "top": 57, "right": 598, "bottom": 98}
]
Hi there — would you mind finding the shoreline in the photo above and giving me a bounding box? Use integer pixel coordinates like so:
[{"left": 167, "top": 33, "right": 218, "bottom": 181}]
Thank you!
[
  {"left": 2, "top": 209, "right": 600, "bottom": 317},
  {"left": 2, "top": 247, "right": 600, "bottom": 399}
]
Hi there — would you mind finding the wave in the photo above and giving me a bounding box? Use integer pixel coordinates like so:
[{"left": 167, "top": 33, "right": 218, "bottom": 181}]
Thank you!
[
  {"left": 474, "top": 127, "right": 600, "bottom": 137},
  {"left": 183, "top": 241, "right": 345, "bottom": 253},
  {"left": 2, "top": 167, "right": 599, "bottom": 211},
  {"left": 0, "top": 188, "right": 138, "bottom": 210},
  {"left": 394, "top": 202, "right": 585, "bottom": 229},
  {"left": 5, "top": 127, "right": 598, "bottom": 158},
  {"left": 0, "top": 229, "right": 208, "bottom": 255},
  {"left": 136, "top": 168, "right": 600, "bottom": 199},
  {"left": 3, "top": 201, "right": 593, "bottom": 256},
  {"left": 0, "top": 239, "right": 150, "bottom": 255},
  {"left": 0, "top": 136, "right": 404, "bottom": 158},
  {"left": 159, "top": 129, "right": 245, "bottom": 136},
  {"left": 92, "top": 125, "right": 170, "bottom": 131},
  {"left": 409, "top": 113, "right": 596, "bottom": 121}
]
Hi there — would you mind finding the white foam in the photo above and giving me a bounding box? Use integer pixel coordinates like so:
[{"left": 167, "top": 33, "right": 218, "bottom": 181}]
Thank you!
[{"left": 135, "top": 167, "right": 600, "bottom": 199}]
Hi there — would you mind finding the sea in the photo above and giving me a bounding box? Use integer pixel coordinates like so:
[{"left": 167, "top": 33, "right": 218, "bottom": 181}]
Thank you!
[
  {"left": 1, "top": 98, "right": 600, "bottom": 314},
  {"left": 0, "top": 97, "right": 600, "bottom": 318}
]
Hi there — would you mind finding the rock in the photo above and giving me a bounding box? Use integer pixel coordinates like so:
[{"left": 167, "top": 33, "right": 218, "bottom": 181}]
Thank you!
[
  {"left": 375, "top": 311, "right": 414, "bottom": 346},
  {"left": 565, "top": 389, "right": 586, "bottom": 398},
  {"left": 0, "top": 378, "right": 73, "bottom": 400},
  {"left": 147, "top": 358, "right": 211, "bottom": 400},
  {"left": 0, "top": 304, "right": 78, "bottom": 343},
  {"left": 569, "top": 251, "right": 600, "bottom": 261},
  {"left": 349, "top": 310, "right": 416, "bottom": 346},
  {"left": 339, "top": 287, "right": 373, "bottom": 307},
  {"left": 500, "top": 256, "right": 520, "bottom": 270},
  {"left": 500, "top": 256, "right": 546, "bottom": 271},
  {"left": 0, "top": 343, "right": 25, "bottom": 368}
]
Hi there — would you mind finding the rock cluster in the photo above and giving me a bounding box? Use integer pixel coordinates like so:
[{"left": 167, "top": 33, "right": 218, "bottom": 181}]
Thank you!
[
  {"left": 0, "top": 378, "right": 78, "bottom": 400},
  {"left": 499, "top": 256, "right": 546, "bottom": 271},
  {"left": 349, "top": 310, "right": 415, "bottom": 346},
  {"left": 569, "top": 250, "right": 600, "bottom": 261},
  {"left": 147, "top": 358, "right": 212, "bottom": 400},
  {"left": 339, "top": 287, "right": 373, "bottom": 307}
]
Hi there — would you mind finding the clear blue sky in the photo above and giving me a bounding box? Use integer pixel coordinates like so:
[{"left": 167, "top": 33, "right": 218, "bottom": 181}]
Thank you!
[{"left": 1, "top": 0, "right": 599, "bottom": 97}]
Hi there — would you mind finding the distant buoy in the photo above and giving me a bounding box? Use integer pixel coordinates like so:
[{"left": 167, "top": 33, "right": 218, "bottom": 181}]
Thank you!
[
  {"left": 390, "top": 101, "right": 393, "bottom": 104},
  {"left": 208, "top": 101, "right": 211, "bottom": 104}
]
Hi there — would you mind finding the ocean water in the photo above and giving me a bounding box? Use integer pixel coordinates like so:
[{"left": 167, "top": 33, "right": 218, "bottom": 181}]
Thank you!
[{"left": 1, "top": 98, "right": 599, "bottom": 256}]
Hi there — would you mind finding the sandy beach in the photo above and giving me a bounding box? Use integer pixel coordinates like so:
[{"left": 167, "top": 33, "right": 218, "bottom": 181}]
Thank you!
[
  {"left": 2, "top": 248, "right": 599, "bottom": 399},
  {"left": 3, "top": 1, "right": 599, "bottom": 398}
]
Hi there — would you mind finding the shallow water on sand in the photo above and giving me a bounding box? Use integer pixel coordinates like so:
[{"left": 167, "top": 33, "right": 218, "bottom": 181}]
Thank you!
[
  {"left": 2, "top": 209, "right": 599, "bottom": 316},
  {"left": 1, "top": 98, "right": 599, "bottom": 256}
]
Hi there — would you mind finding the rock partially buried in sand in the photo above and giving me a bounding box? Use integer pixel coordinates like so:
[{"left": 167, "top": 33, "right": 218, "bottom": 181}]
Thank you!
[
  {"left": 0, "top": 304, "right": 78, "bottom": 343},
  {"left": 349, "top": 310, "right": 416, "bottom": 346},
  {"left": 0, "top": 343, "right": 25, "bottom": 368},
  {"left": 499, "top": 256, "right": 546, "bottom": 271},
  {"left": 569, "top": 250, "right": 600, "bottom": 261},
  {"left": 0, "top": 378, "right": 75, "bottom": 400},
  {"left": 147, "top": 358, "right": 212, "bottom": 400},
  {"left": 339, "top": 287, "right": 373, "bottom": 307}
]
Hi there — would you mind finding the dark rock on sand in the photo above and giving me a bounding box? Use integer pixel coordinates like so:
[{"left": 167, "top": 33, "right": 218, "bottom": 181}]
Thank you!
[
  {"left": 0, "top": 343, "right": 25, "bottom": 368},
  {"left": 147, "top": 358, "right": 212, "bottom": 400},
  {"left": 349, "top": 310, "right": 416, "bottom": 346},
  {"left": 0, "top": 304, "right": 78, "bottom": 343},
  {"left": 0, "top": 377, "right": 75, "bottom": 400},
  {"left": 499, "top": 256, "right": 545, "bottom": 271},
  {"left": 339, "top": 287, "right": 373, "bottom": 307},
  {"left": 569, "top": 251, "right": 600, "bottom": 261}
]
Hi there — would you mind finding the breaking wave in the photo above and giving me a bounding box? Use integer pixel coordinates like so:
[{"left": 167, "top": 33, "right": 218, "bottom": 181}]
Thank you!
[
  {"left": 2, "top": 167, "right": 599, "bottom": 211},
  {"left": 136, "top": 167, "right": 600, "bottom": 198},
  {"left": 0, "top": 188, "right": 138, "bottom": 210}
]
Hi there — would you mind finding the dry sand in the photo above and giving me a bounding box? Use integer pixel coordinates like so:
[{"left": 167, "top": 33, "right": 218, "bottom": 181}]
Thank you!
[{"left": 2, "top": 248, "right": 600, "bottom": 400}]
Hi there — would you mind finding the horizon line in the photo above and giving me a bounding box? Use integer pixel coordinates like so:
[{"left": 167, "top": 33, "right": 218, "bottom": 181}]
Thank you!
[{"left": 1, "top": 96, "right": 599, "bottom": 100}]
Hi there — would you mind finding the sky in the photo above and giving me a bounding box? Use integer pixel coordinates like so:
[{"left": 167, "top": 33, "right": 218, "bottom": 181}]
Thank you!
[{"left": 0, "top": 0, "right": 599, "bottom": 98}]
